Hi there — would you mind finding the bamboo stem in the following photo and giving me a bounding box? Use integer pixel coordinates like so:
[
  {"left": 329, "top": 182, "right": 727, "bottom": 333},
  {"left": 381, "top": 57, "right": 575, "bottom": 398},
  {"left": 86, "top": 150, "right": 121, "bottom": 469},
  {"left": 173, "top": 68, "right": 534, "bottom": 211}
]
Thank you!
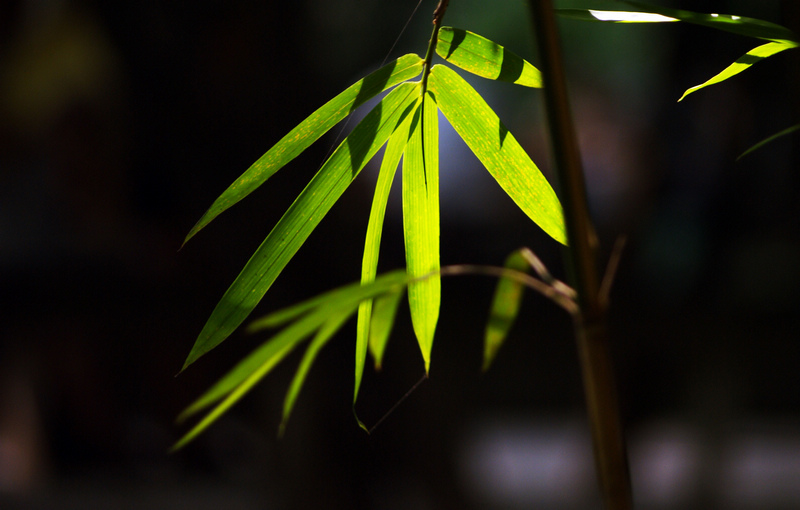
[{"left": 527, "top": 2, "right": 633, "bottom": 508}]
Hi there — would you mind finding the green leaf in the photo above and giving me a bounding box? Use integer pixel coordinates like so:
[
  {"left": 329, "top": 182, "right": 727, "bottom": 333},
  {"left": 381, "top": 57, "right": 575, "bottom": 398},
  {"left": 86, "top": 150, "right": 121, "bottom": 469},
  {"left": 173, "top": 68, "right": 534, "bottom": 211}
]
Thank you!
[
  {"left": 183, "top": 54, "right": 424, "bottom": 246},
  {"left": 559, "top": 1, "right": 798, "bottom": 43},
  {"left": 280, "top": 310, "right": 351, "bottom": 436},
  {"left": 428, "top": 65, "right": 566, "bottom": 244},
  {"left": 436, "top": 27, "right": 542, "bottom": 87},
  {"left": 403, "top": 94, "right": 440, "bottom": 374},
  {"left": 738, "top": 123, "right": 800, "bottom": 161},
  {"left": 181, "top": 82, "right": 421, "bottom": 371},
  {"left": 483, "top": 249, "right": 531, "bottom": 371},
  {"left": 679, "top": 41, "right": 798, "bottom": 101},
  {"left": 368, "top": 287, "right": 405, "bottom": 371},
  {"left": 173, "top": 269, "right": 413, "bottom": 450},
  {"left": 354, "top": 106, "right": 414, "bottom": 403}
]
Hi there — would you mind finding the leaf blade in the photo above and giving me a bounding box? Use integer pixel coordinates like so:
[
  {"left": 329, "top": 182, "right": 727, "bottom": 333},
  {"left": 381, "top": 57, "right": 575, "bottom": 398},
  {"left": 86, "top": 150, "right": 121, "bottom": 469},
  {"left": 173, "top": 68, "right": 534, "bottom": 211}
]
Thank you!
[
  {"left": 184, "top": 54, "right": 424, "bottom": 245},
  {"left": 483, "top": 249, "right": 531, "bottom": 371},
  {"left": 182, "top": 82, "right": 420, "bottom": 371},
  {"left": 403, "top": 94, "right": 440, "bottom": 373},
  {"left": 436, "top": 27, "right": 542, "bottom": 87},
  {"left": 738, "top": 123, "right": 800, "bottom": 160},
  {"left": 354, "top": 105, "right": 413, "bottom": 402},
  {"left": 679, "top": 41, "right": 798, "bottom": 101},
  {"left": 429, "top": 65, "right": 566, "bottom": 244}
]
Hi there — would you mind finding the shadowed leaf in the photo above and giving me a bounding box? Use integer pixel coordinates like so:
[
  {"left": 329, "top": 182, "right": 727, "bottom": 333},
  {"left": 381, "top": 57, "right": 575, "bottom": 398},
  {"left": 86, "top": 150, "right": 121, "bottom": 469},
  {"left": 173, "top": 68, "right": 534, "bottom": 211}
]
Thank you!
[
  {"left": 173, "top": 270, "right": 412, "bottom": 450},
  {"left": 429, "top": 65, "right": 566, "bottom": 244},
  {"left": 738, "top": 123, "right": 800, "bottom": 160},
  {"left": 368, "top": 288, "right": 405, "bottom": 371},
  {"left": 436, "top": 27, "right": 542, "bottom": 87},
  {"left": 483, "top": 249, "right": 531, "bottom": 371}
]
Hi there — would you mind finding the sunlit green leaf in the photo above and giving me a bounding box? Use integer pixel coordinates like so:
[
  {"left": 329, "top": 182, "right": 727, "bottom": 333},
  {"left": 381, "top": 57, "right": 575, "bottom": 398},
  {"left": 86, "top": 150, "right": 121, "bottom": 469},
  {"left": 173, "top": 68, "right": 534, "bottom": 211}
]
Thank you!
[
  {"left": 436, "top": 27, "right": 542, "bottom": 87},
  {"left": 173, "top": 269, "right": 413, "bottom": 450},
  {"left": 183, "top": 54, "right": 423, "bottom": 245},
  {"left": 280, "top": 310, "right": 351, "bottom": 436},
  {"left": 403, "top": 94, "right": 440, "bottom": 374},
  {"left": 483, "top": 249, "right": 531, "bottom": 371},
  {"left": 679, "top": 41, "right": 798, "bottom": 101},
  {"left": 181, "top": 82, "right": 420, "bottom": 372},
  {"left": 560, "top": 1, "right": 798, "bottom": 43},
  {"left": 738, "top": 123, "right": 800, "bottom": 160},
  {"left": 429, "top": 65, "right": 566, "bottom": 244},
  {"left": 354, "top": 106, "right": 415, "bottom": 403}
]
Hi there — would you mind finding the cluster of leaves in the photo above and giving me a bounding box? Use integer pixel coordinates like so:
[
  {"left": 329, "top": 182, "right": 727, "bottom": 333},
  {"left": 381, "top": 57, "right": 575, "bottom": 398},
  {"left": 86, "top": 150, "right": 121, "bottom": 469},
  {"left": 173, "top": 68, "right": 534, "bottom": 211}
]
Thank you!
[
  {"left": 175, "top": 1, "right": 798, "bottom": 450},
  {"left": 173, "top": 26, "right": 568, "bottom": 450},
  {"left": 559, "top": 0, "right": 799, "bottom": 157}
]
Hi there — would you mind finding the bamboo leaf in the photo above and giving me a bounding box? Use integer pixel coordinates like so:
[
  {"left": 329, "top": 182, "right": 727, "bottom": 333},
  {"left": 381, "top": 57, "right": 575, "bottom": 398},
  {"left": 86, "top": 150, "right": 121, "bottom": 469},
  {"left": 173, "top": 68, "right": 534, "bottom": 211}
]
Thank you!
[
  {"left": 679, "top": 41, "right": 798, "bottom": 101},
  {"left": 436, "top": 27, "right": 542, "bottom": 87},
  {"left": 483, "top": 249, "right": 531, "bottom": 371},
  {"left": 280, "top": 310, "right": 351, "bottom": 436},
  {"left": 429, "top": 65, "right": 566, "bottom": 244},
  {"left": 369, "top": 287, "right": 405, "bottom": 371},
  {"left": 403, "top": 94, "right": 440, "bottom": 374},
  {"left": 560, "top": 2, "right": 798, "bottom": 43},
  {"left": 173, "top": 270, "right": 413, "bottom": 450},
  {"left": 354, "top": 106, "right": 414, "bottom": 402},
  {"left": 183, "top": 54, "right": 423, "bottom": 245},
  {"left": 181, "top": 82, "right": 420, "bottom": 371},
  {"left": 738, "top": 123, "right": 800, "bottom": 160}
]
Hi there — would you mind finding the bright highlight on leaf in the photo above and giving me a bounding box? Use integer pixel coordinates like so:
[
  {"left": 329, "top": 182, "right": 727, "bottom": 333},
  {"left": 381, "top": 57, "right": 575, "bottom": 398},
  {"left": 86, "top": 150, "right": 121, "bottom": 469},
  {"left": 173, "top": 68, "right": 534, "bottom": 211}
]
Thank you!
[
  {"left": 429, "top": 65, "right": 566, "bottom": 244},
  {"left": 436, "top": 27, "right": 543, "bottom": 87},
  {"left": 679, "top": 40, "right": 798, "bottom": 101},
  {"left": 587, "top": 10, "right": 676, "bottom": 23},
  {"left": 183, "top": 54, "right": 423, "bottom": 246}
]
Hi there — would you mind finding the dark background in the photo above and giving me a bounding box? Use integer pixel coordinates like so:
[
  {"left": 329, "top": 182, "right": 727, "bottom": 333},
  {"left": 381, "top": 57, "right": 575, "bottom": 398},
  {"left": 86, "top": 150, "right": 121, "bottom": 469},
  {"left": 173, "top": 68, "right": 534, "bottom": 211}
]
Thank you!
[{"left": 1, "top": 1, "right": 798, "bottom": 508}]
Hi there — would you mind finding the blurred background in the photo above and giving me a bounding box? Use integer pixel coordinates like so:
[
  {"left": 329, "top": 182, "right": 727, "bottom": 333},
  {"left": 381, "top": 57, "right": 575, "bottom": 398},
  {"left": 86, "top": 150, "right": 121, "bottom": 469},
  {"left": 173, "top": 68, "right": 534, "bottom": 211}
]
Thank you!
[{"left": 1, "top": 0, "right": 798, "bottom": 508}]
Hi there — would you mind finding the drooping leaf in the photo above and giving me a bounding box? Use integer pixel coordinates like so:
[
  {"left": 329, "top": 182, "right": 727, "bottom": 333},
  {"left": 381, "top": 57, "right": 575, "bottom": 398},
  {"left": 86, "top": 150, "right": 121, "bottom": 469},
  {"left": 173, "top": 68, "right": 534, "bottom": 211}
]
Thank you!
[
  {"left": 280, "top": 310, "right": 352, "bottom": 436},
  {"left": 173, "top": 270, "right": 413, "bottom": 450},
  {"left": 436, "top": 27, "right": 542, "bottom": 87},
  {"left": 403, "top": 94, "right": 440, "bottom": 374},
  {"left": 429, "top": 65, "right": 566, "bottom": 244},
  {"left": 483, "top": 249, "right": 531, "bottom": 371},
  {"left": 738, "top": 123, "right": 800, "bottom": 161},
  {"left": 354, "top": 106, "right": 414, "bottom": 403},
  {"left": 183, "top": 54, "right": 423, "bottom": 245},
  {"left": 560, "top": 1, "right": 798, "bottom": 43},
  {"left": 679, "top": 41, "right": 798, "bottom": 101},
  {"left": 181, "top": 82, "right": 420, "bottom": 372},
  {"left": 368, "top": 287, "right": 405, "bottom": 371}
]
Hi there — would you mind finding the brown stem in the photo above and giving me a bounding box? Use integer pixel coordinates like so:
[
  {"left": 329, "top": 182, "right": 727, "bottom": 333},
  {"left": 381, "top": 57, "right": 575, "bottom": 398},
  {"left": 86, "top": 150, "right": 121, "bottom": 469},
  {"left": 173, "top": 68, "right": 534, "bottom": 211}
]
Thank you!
[{"left": 528, "top": 1, "right": 633, "bottom": 509}]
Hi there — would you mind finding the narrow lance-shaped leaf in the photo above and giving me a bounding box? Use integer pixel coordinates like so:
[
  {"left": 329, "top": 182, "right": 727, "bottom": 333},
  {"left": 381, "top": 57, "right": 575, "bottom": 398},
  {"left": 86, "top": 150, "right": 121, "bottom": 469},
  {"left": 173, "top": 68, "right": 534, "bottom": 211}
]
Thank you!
[
  {"left": 354, "top": 104, "right": 415, "bottom": 403},
  {"left": 184, "top": 54, "right": 424, "bottom": 245},
  {"left": 173, "top": 270, "right": 413, "bottom": 450},
  {"left": 403, "top": 93, "right": 440, "bottom": 373},
  {"left": 368, "top": 287, "right": 404, "bottom": 371},
  {"left": 483, "top": 249, "right": 532, "bottom": 371},
  {"left": 181, "top": 82, "right": 420, "bottom": 371},
  {"left": 679, "top": 41, "right": 798, "bottom": 101},
  {"left": 436, "top": 27, "right": 543, "bottom": 87},
  {"left": 280, "top": 310, "right": 352, "bottom": 436},
  {"left": 559, "top": 2, "right": 798, "bottom": 43},
  {"left": 429, "top": 65, "right": 566, "bottom": 244},
  {"left": 738, "top": 123, "right": 800, "bottom": 161}
]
